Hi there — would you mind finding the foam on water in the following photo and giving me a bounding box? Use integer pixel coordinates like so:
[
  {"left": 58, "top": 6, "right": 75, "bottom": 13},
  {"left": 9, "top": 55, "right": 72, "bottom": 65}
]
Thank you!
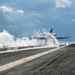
[
  {"left": 0, "top": 30, "right": 14, "bottom": 47},
  {"left": 32, "top": 29, "right": 59, "bottom": 47},
  {"left": 0, "top": 29, "right": 59, "bottom": 48}
]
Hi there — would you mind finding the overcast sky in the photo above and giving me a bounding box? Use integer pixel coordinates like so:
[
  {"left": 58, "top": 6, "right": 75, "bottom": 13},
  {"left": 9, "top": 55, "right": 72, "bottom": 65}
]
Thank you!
[{"left": 0, "top": 0, "right": 75, "bottom": 41}]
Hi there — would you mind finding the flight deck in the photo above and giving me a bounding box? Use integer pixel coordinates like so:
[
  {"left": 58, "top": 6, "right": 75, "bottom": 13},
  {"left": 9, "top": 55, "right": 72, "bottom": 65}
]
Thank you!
[{"left": 0, "top": 44, "right": 75, "bottom": 75}]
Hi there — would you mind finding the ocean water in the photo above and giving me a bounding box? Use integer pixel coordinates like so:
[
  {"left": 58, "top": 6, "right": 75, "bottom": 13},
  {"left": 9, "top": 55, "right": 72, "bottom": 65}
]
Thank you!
[{"left": 0, "top": 30, "right": 59, "bottom": 48}]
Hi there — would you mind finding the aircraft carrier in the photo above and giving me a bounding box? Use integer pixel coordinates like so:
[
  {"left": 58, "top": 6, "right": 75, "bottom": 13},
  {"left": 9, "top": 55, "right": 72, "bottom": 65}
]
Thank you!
[
  {"left": 0, "top": 44, "right": 75, "bottom": 75},
  {"left": 0, "top": 29, "right": 75, "bottom": 75}
]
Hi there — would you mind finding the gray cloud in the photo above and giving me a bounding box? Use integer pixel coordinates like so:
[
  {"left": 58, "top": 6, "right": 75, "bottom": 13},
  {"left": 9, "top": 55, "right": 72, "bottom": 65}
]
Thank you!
[{"left": 30, "top": 11, "right": 41, "bottom": 18}]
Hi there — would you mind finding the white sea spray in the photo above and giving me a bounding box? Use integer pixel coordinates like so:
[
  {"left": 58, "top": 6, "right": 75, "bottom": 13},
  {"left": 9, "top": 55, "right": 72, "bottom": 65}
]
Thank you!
[{"left": 0, "top": 29, "right": 59, "bottom": 48}]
